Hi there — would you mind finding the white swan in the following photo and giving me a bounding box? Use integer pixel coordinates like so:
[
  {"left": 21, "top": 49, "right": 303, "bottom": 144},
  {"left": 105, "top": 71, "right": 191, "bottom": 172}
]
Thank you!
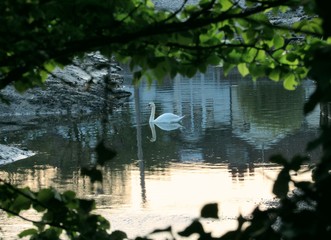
[{"left": 148, "top": 102, "right": 185, "bottom": 123}]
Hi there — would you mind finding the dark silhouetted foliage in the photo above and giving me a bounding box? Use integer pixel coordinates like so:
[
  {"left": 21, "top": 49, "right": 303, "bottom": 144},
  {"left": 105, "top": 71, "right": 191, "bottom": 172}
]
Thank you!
[{"left": 1, "top": 0, "right": 331, "bottom": 239}]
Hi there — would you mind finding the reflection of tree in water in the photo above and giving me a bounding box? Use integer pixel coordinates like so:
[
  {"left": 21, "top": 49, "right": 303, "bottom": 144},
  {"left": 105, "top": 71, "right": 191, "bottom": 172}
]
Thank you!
[
  {"left": 236, "top": 79, "right": 304, "bottom": 130},
  {"left": 229, "top": 162, "right": 255, "bottom": 181},
  {"left": 224, "top": 143, "right": 255, "bottom": 182}
]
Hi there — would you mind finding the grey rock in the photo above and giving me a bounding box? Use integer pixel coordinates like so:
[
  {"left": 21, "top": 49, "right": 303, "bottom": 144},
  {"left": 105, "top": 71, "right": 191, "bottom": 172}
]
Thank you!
[
  {"left": 0, "top": 52, "right": 132, "bottom": 118},
  {"left": 0, "top": 144, "right": 35, "bottom": 166}
]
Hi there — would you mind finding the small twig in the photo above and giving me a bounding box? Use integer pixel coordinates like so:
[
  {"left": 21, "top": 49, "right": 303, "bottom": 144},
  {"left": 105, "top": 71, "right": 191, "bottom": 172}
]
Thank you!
[
  {"left": 0, "top": 206, "right": 42, "bottom": 225},
  {"left": 159, "top": 0, "right": 189, "bottom": 24},
  {"left": 118, "top": 3, "right": 143, "bottom": 24},
  {"left": 0, "top": 205, "right": 74, "bottom": 233},
  {"left": 186, "top": 0, "right": 217, "bottom": 22}
]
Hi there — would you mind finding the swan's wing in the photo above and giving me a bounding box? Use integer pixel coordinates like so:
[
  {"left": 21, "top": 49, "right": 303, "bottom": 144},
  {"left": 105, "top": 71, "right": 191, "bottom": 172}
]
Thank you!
[{"left": 154, "top": 113, "right": 184, "bottom": 123}]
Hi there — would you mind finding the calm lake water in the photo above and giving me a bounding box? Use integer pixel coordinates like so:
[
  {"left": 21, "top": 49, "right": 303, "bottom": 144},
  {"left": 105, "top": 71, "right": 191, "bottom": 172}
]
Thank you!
[{"left": 0, "top": 66, "right": 322, "bottom": 239}]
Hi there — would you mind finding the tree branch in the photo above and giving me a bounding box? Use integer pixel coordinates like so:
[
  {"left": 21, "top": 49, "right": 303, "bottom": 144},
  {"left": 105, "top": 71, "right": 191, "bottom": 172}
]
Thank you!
[
  {"left": 0, "top": 206, "right": 41, "bottom": 225},
  {"left": 59, "top": 1, "right": 310, "bottom": 57}
]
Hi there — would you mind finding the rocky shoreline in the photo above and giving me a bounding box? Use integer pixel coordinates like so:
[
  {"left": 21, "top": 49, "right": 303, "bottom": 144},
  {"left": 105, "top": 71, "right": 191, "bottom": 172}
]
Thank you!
[
  {"left": 0, "top": 52, "right": 131, "bottom": 117},
  {"left": 0, "top": 144, "right": 35, "bottom": 167},
  {"left": 0, "top": 52, "right": 132, "bottom": 165}
]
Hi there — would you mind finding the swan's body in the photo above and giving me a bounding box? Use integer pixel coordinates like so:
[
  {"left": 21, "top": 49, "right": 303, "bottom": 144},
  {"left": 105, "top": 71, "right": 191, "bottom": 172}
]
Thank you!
[{"left": 148, "top": 102, "right": 185, "bottom": 123}]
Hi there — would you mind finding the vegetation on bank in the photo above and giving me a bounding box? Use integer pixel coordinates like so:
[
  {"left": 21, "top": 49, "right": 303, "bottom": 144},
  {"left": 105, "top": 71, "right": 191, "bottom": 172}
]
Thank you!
[{"left": 1, "top": 0, "right": 331, "bottom": 239}]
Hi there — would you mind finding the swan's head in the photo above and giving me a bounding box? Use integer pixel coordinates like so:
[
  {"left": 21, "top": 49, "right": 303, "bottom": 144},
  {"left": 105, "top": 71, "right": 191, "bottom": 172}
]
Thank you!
[{"left": 148, "top": 102, "right": 155, "bottom": 108}]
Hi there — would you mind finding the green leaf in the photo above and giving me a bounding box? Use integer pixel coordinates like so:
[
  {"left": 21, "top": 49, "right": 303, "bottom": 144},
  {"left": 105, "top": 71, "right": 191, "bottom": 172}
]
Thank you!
[
  {"left": 133, "top": 71, "right": 142, "bottom": 83},
  {"left": 228, "top": 49, "right": 241, "bottom": 61},
  {"left": 18, "top": 228, "right": 38, "bottom": 238},
  {"left": 279, "top": 6, "right": 290, "bottom": 13},
  {"left": 33, "top": 221, "right": 45, "bottom": 232},
  {"left": 150, "top": 226, "right": 172, "bottom": 235},
  {"left": 81, "top": 167, "right": 103, "bottom": 183},
  {"left": 183, "top": 66, "right": 197, "bottom": 78},
  {"left": 145, "top": 0, "right": 154, "bottom": 8},
  {"left": 289, "top": 155, "right": 309, "bottom": 171},
  {"left": 199, "top": 0, "right": 212, "bottom": 8},
  {"left": 174, "top": 32, "right": 194, "bottom": 45},
  {"left": 272, "top": 46, "right": 283, "bottom": 55},
  {"left": 255, "top": 50, "right": 266, "bottom": 61},
  {"left": 273, "top": 169, "right": 291, "bottom": 198},
  {"left": 79, "top": 199, "right": 96, "bottom": 213},
  {"left": 285, "top": 52, "right": 298, "bottom": 63},
  {"left": 283, "top": 74, "right": 298, "bottom": 90},
  {"left": 37, "top": 189, "right": 54, "bottom": 204},
  {"left": 153, "top": 67, "right": 167, "bottom": 80},
  {"left": 220, "top": 0, "right": 233, "bottom": 11},
  {"left": 178, "top": 220, "right": 205, "bottom": 237},
  {"left": 223, "top": 63, "right": 235, "bottom": 76},
  {"left": 268, "top": 69, "right": 280, "bottom": 81},
  {"left": 95, "top": 140, "right": 117, "bottom": 166},
  {"left": 270, "top": 154, "right": 288, "bottom": 166},
  {"left": 11, "top": 194, "right": 31, "bottom": 211},
  {"left": 242, "top": 30, "right": 257, "bottom": 44},
  {"left": 200, "top": 203, "right": 218, "bottom": 219},
  {"left": 242, "top": 48, "right": 258, "bottom": 63},
  {"left": 273, "top": 35, "right": 284, "bottom": 49},
  {"left": 206, "top": 55, "right": 221, "bottom": 66},
  {"left": 198, "top": 63, "right": 207, "bottom": 73},
  {"left": 32, "top": 202, "right": 46, "bottom": 212},
  {"left": 62, "top": 190, "right": 76, "bottom": 201},
  {"left": 39, "top": 70, "right": 49, "bottom": 82},
  {"left": 237, "top": 63, "right": 249, "bottom": 77},
  {"left": 43, "top": 61, "right": 57, "bottom": 72},
  {"left": 109, "top": 230, "right": 128, "bottom": 240},
  {"left": 248, "top": 64, "right": 266, "bottom": 79}
]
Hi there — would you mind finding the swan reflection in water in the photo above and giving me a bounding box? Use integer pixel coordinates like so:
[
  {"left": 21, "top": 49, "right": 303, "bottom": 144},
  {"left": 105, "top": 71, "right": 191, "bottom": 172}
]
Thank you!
[
  {"left": 148, "top": 122, "right": 183, "bottom": 142},
  {"left": 147, "top": 102, "right": 185, "bottom": 142}
]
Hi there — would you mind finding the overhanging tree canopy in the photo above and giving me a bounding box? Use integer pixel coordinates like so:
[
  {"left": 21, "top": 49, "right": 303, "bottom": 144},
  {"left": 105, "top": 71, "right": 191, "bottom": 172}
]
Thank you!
[{"left": 0, "top": 0, "right": 324, "bottom": 92}]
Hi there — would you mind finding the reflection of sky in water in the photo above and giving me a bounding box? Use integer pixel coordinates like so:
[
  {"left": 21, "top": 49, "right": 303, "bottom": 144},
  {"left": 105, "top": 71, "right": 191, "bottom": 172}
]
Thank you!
[
  {"left": 232, "top": 123, "right": 289, "bottom": 150},
  {"left": 179, "top": 148, "right": 204, "bottom": 162}
]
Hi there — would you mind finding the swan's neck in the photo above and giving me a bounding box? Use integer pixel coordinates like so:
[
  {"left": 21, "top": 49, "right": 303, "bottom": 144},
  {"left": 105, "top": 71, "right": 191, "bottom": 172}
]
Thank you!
[
  {"left": 149, "top": 105, "right": 156, "bottom": 122},
  {"left": 149, "top": 122, "right": 156, "bottom": 142}
]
